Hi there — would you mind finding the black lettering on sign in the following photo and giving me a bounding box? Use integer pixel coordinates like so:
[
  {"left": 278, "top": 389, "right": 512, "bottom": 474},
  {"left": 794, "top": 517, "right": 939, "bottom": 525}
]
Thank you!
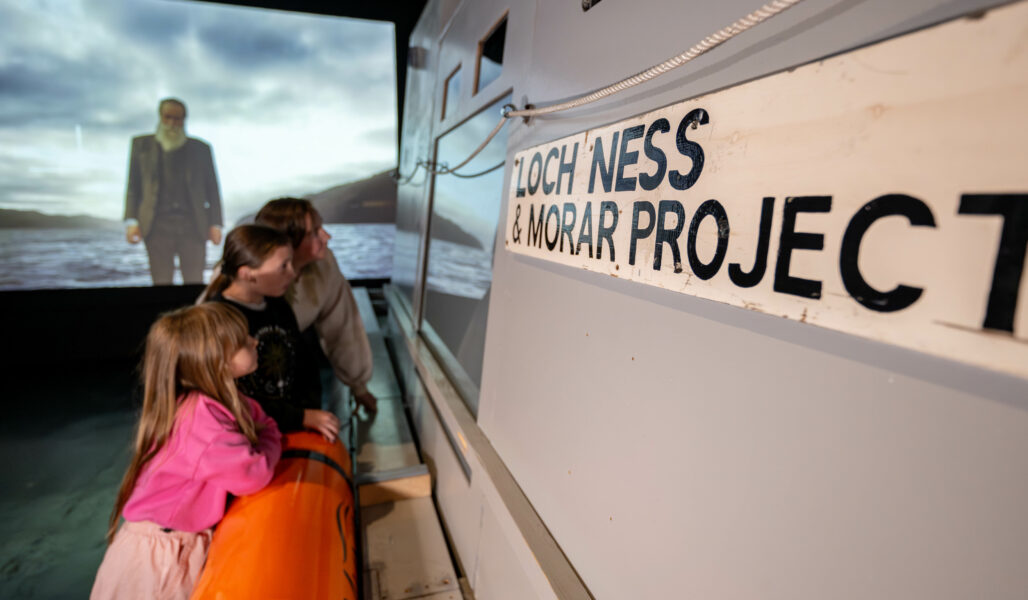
[
  {"left": 511, "top": 204, "right": 522, "bottom": 243},
  {"left": 615, "top": 125, "right": 644, "bottom": 192},
  {"left": 729, "top": 197, "right": 775, "bottom": 288},
  {"left": 528, "top": 204, "right": 545, "bottom": 248},
  {"left": 542, "top": 147, "right": 560, "bottom": 195},
  {"left": 588, "top": 132, "right": 619, "bottom": 194},
  {"left": 557, "top": 143, "right": 579, "bottom": 195},
  {"left": 669, "top": 108, "right": 708, "bottom": 191},
  {"left": 630, "top": 201, "right": 656, "bottom": 266},
  {"left": 774, "top": 196, "right": 831, "bottom": 299},
  {"left": 545, "top": 204, "right": 560, "bottom": 250},
  {"left": 515, "top": 159, "right": 526, "bottom": 198},
  {"left": 577, "top": 202, "right": 594, "bottom": 258},
  {"left": 958, "top": 193, "right": 1028, "bottom": 332},
  {"left": 527, "top": 152, "right": 543, "bottom": 195},
  {"left": 654, "top": 200, "right": 685, "bottom": 273},
  {"left": 840, "top": 194, "right": 936, "bottom": 313},
  {"left": 687, "top": 199, "right": 730, "bottom": 280},
  {"left": 560, "top": 203, "right": 577, "bottom": 254},
  {"left": 597, "top": 201, "right": 618, "bottom": 262},
  {"left": 639, "top": 118, "right": 670, "bottom": 192}
]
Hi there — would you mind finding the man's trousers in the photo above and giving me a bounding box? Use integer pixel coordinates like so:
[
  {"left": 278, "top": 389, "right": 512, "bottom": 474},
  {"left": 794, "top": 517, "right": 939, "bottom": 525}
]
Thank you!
[{"left": 143, "top": 214, "right": 206, "bottom": 285}]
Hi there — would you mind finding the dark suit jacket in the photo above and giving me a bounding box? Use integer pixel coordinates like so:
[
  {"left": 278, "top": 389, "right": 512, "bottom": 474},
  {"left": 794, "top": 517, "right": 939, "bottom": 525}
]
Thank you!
[{"left": 124, "top": 135, "right": 223, "bottom": 239}]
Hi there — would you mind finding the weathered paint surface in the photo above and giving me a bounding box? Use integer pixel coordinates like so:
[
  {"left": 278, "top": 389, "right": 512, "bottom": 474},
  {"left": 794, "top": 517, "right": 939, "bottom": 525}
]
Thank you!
[{"left": 504, "top": 2, "right": 1028, "bottom": 377}]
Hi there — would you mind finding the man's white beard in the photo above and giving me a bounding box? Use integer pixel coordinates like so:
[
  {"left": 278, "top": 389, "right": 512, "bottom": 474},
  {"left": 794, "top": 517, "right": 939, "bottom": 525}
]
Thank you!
[{"left": 155, "top": 122, "right": 187, "bottom": 152}]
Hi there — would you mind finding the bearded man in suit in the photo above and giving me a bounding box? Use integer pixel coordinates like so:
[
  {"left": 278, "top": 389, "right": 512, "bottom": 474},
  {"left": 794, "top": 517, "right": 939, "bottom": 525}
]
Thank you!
[{"left": 124, "top": 98, "right": 223, "bottom": 285}]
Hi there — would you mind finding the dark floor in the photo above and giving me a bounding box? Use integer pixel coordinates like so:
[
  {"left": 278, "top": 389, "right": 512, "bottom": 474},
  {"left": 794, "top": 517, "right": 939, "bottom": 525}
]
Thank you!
[{"left": 1, "top": 363, "right": 138, "bottom": 599}]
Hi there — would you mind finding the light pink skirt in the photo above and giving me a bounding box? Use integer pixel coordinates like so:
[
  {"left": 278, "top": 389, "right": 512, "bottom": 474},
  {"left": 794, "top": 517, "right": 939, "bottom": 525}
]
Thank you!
[{"left": 90, "top": 520, "right": 213, "bottom": 600}]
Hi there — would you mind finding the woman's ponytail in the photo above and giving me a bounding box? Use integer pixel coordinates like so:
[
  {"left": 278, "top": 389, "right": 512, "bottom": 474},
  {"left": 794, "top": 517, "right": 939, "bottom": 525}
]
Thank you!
[
  {"left": 203, "top": 266, "right": 231, "bottom": 300},
  {"left": 205, "top": 226, "right": 292, "bottom": 298}
]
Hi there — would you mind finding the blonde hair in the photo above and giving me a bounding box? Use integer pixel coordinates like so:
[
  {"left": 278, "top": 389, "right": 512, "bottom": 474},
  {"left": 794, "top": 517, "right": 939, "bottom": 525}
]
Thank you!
[{"left": 107, "top": 302, "right": 258, "bottom": 543}]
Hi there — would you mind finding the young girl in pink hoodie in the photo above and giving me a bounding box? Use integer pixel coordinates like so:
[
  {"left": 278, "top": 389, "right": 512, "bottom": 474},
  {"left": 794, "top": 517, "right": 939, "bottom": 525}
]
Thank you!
[{"left": 91, "top": 302, "right": 282, "bottom": 600}]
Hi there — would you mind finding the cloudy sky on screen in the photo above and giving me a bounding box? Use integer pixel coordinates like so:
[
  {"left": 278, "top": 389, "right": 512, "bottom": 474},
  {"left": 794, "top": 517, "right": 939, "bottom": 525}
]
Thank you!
[{"left": 0, "top": 0, "right": 397, "bottom": 224}]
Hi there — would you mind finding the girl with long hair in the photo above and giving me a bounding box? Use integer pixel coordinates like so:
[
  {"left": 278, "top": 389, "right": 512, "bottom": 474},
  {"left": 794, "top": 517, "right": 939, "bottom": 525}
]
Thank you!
[
  {"left": 91, "top": 302, "right": 281, "bottom": 599},
  {"left": 204, "top": 224, "right": 341, "bottom": 442}
]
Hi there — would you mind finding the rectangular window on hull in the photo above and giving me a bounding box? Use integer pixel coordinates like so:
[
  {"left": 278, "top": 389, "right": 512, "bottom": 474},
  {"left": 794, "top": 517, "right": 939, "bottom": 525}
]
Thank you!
[
  {"left": 422, "top": 93, "right": 512, "bottom": 415},
  {"left": 475, "top": 15, "right": 507, "bottom": 94},
  {"left": 442, "top": 65, "right": 461, "bottom": 121}
]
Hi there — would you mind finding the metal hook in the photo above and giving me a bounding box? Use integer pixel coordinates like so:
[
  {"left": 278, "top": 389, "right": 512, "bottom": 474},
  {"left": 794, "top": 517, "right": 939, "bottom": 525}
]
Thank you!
[{"left": 505, "top": 103, "right": 535, "bottom": 124}]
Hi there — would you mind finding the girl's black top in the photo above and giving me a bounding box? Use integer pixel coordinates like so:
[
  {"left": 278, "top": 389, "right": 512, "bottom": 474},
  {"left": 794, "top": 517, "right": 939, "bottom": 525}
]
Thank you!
[{"left": 211, "top": 294, "right": 322, "bottom": 432}]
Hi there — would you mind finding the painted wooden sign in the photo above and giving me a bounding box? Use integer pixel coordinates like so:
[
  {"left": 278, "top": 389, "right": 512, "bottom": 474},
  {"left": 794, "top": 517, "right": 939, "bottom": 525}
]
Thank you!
[{"left": 504, "top": 2, "right": 1028, "bottom": 378}]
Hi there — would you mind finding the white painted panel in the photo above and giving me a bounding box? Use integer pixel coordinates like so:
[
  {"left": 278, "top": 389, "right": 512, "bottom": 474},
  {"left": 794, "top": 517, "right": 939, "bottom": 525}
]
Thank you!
[
  {"left": 482, "top": 254, "right": 1028, "bottom": 598},
  {"left": 435, "top": 0, "right": 535, "bottom": 133},
  {"left": 502, "top": 5, "right": 1028, "bottom": 378},
  {"left": 407, "top": 373, "right": 484, "bottom": 579},
  {"left": 473, "top": 499, "right": 557, "bottom": 600},
  {"left": 399, "top": 0, "right": 1028, "bottom": 599},
  {"left": 477, "top": 3, "right": 1028, "bottom": 595},
  {"left": 515, "top": 0, "right": 1005, "bottom": 149}
]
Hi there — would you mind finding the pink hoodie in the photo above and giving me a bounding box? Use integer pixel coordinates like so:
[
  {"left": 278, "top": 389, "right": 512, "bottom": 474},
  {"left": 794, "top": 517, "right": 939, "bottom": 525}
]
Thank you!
[{"left": 122, "top": 391, "right": 282, "bottom": 532}]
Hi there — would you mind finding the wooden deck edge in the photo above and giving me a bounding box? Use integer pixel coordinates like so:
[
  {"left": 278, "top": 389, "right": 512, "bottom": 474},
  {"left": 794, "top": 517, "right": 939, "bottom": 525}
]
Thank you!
[{"left": 359, "top": 471, "right": 432, "bottom": 507}]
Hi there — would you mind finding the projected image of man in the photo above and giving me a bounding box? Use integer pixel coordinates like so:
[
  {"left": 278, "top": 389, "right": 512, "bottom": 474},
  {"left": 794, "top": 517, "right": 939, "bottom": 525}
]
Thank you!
[{"left": 124, "top": 98, "right": 223, "bottom": 285}]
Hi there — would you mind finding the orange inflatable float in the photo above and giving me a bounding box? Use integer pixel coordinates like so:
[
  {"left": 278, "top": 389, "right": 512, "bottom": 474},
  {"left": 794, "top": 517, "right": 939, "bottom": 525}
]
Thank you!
[{"left": 191, "top": 431, "right": 358, "bottom": 600}]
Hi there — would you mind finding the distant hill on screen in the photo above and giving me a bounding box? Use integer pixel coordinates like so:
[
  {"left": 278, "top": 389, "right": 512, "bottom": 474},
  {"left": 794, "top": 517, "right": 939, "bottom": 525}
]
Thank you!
[
  {"left": 428, "top": 215, "right": 483, "bottom": 250},
  {"left": 238, "top": 169, "right": 483, "bottom": 250},
  {"left": 0, "top": 209, "right": 121, "bottom": 230},
  {"left": 308, "top": 170, "right": 397, "bottom": 224}
]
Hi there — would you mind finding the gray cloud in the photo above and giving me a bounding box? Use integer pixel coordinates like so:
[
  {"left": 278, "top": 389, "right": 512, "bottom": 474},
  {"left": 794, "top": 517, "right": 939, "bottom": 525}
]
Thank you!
[
  {"left": 82, "top": 0, "right": 190, "bottom": 49},
  {"left": 0, "top": 0, "right": 397, "bottom": 219},
  {"left": 0, "top": 154, "right": 112, "bottom": 209},
  {"left": 355, "top": 125, "right": 399, "bottom": 148},
  {"left": 195, "top": 19, "right": 314, "bottom": 69},
  {"left": 0, "top": 57, "right": 141, "bottom": 129},
  {"left": 0, "top": 1, "right": 395, "bottom": 130}
]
